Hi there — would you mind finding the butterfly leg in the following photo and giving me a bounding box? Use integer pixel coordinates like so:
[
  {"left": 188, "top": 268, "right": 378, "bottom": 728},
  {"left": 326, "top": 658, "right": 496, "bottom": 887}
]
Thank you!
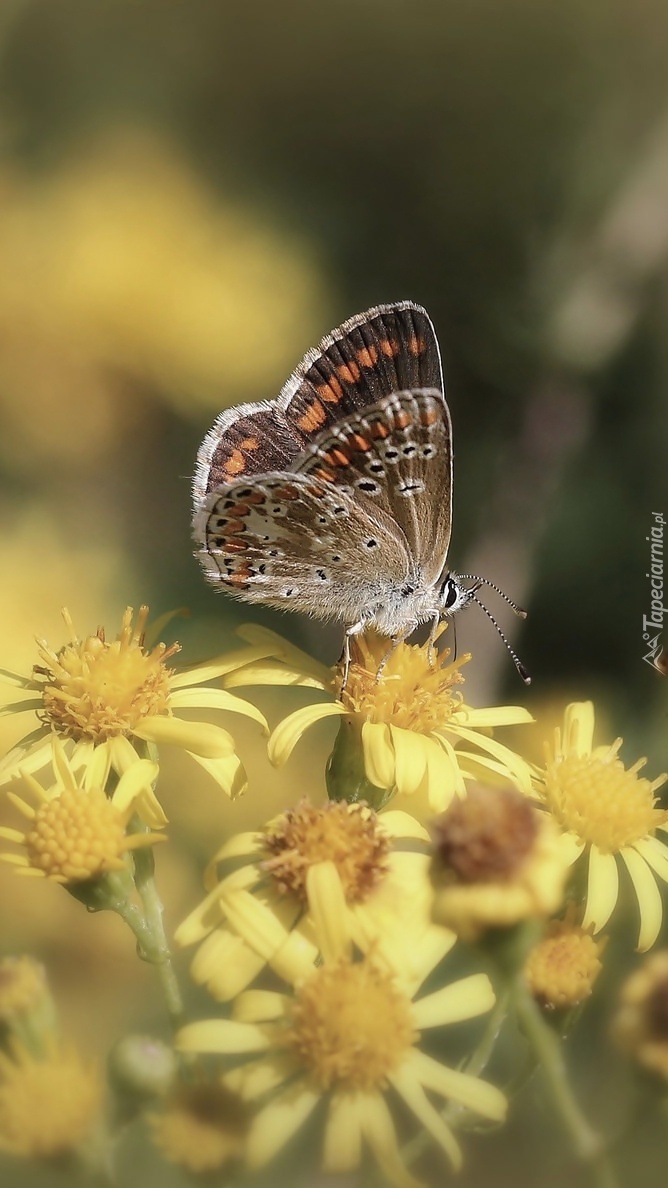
[
  {"left": 374, "top": 621, "right": 420, "bottom": 682},
  {"left": 341, "top": 620, "right": 366, "bottom": 692},
  {"left": 426, "top": 611, "right": 442, "bottom": 668}
]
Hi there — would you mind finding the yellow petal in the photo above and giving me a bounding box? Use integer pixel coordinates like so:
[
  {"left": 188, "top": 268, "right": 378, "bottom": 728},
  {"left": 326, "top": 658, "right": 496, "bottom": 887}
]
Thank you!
[
  {"left": 411, "top": 973, "right": 495, "bottom": 1029},
  {"left": 204, "top": 835, "right": 262, "bottom": 888},
  {"left": 246, "top": 1082, "right": 320, "bottom": 1168},
  {"left": 223, "top": 1053, "right": 295, "bottom": 1100},
  {"left": 362, "top": 720, "right": 396, "bottom": 789},
  {"left": 430, "top": 733, "right": 466, "bottom": 801},
  {"left": 225, "top": 660, "right": 329, "bottom": 690},
  {"left": 236, "top": 623, "right": 332, "bottom": 685},
  {"left": 582, "top": 846, "right": 619, "bottom": 933},
  {"left": 564, "top": 701, "right": 595, "bottom": 755},
  {"left": 221, "top": 887, "right": 302, "bottom": 963},
  {"left": 135, "top": 716, "right": 235, "bottom": 757},
  {"left": 390, "top": 726, "right": 428, "bottom": 797},
  {"left": 449, "top": 726, "right": 533, "bottom": 793},
  {"left": 107, "top": 734, "right": 143, "bottom": 774},
  {"left": 377, "top": 810, "right": 430, "bottom": 841},
  {"left": 408, "top": 1048, "right": 507, "bottom": 1121},
  {"left": 174, "top": 886, "right": 228, "bottom": 947},
  {"left": 633, "top": 836, "right": 668, "bottom": 882},
  {"left": 0, "top": 731, "right": 51, "bottom": 785},
  {"left": 83, "top": 741, "right": 112, "bottom": 792},
  {"left": 169, "top": 642, "right": 279, "bottom": 687},
  {"left": 0, "top": 826, "right": 27, "bottom": 843},
  {"left": 417, "top": 735, "right": 459, "bottom": 809},
  {"left": 621, "top": 847, "right": 663, "bottom": 952},
  {"left": 452, "top": 705, "right": 533, "bottom": 727},
  {"left": 358, "top": 1091, "right": 422, "bottom": 1188},
  {"left": 232, "top": 990, "right": 289, "bottom": 1023},
  {"left": 305, "top": 861, "right": 351, "bottom": 964},
  {"left": 323, "top": 1092, "right": 362, "bottom": 1173},
  {"left": 176, "top": 1019, "right": 273, "bottom": 1054},
  {"left": 111, "top": 760, "right": 161, "bottom": 815},
  {"left": 268, "top": 701, "right": 345, "bottom": 766},
  {"left": 389, "top": 1062, "right": 462, "bottom": 1169},
  {"left": 190, "top": 930, "right": 266, "bottom": 1002},
  {"left": 168, "top": 686, "right": 268, "bottom": 732},
  {"left": 188, "top": 751, "right": 247, "bottom": 798}
]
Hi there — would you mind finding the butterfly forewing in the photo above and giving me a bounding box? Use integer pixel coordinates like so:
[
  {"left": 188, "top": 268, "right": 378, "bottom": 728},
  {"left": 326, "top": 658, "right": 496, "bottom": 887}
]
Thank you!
[{"left": 193, "top": 301, "right": 443, "bottom": 498}]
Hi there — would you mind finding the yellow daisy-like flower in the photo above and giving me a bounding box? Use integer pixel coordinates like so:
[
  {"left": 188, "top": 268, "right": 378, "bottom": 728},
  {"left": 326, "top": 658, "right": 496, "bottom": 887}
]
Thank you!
[
  {"left": 534, "top": 701, "right": 668, "bottom": 951},
  {"left": 0, "top": 734, "right": 165, "bottom": 883},
  {"left": 225, "top": 624, "right": 533, "bottom": 812},
  {"left": 176, "top": 798, "right": 453, "bottom": 1002},
  {"left": 430, "top": 784, "right": 570, "bottom": 941},
  {"left": 148, "top": 1081, "right": 248, "bottom": 1173},
  {"left": 0, "top": 605, "right": 270, "bottom": 799},
  {"left": 177, "top": 915, "right": 506, "bottom": 1185},
  {"left": 0, "top": 1040, "right": 103, "bottom": 1158}
]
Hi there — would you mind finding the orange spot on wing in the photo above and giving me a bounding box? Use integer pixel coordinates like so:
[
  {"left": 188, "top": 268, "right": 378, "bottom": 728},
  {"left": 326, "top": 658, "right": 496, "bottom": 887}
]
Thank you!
[
  {"left": 222, "top": 539, "right": 246, "bottom": 553},
  {"left": 312, "top": 466, "right": 337, "bottom": 483},
  {"left": 275, "top": 484, "right": 300, "bottom": 500},
  {"left": 224, "top": 519, "right": 247, "bottom": 535},
  {"left": 357, "top": 345, "right": 378, "bottom": 367},
  {"left": 239, "top": 436, "right": 260, "bottom": 450},
  {"left": 324, "top": 446, "right": 352, "bottom": 467},
  {"left": 245, "top": 491, "right": 265, "bottom": 505},
  {"left": 229, "top": 570, "right": 251, "bottom": 587},
  {"left": 392, "top": 410, "right": 412, "bottom": 430},
  {"left": 316, "top": 377, "right": 344, "bottom": 403},
  {"left": 369, "top": 420, "right": 390, "bottom": 439},
  {"left": 380, "top": 337, "right": 400, "bottom": 357},
  {"left": 349, "top": 433, "right": 372, "bottom": 453},
  {"left": 408, "top": 335, "right": 427, "bottom": 356},
  {"left": 419, "top": 405, "right": 440, "bottom": 426},
  {"left": 224, "top": 449, "right": 246, "bottom": 476},
  {"left": 337, "top": 361, "right": 361, "bottom": 383},
  {"left": 297, "top": 400, "right": 327, "bottom": 431}
]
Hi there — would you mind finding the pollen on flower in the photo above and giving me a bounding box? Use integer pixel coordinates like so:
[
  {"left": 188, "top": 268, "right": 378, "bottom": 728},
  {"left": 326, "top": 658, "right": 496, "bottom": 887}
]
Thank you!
[
  {"left": 542, "top": 744, "right": 668, "bottom": 853},
  {"left": 432, "top": 784, "right": 538, "bottom": 884},
  {"left": 285, "top": 958, "right": 416, "bottom": 1091},
  {"left": 35, "top": 606, "right": 179, "bottom": 743},
  {"left": 337, "top": 629, "right": 468, "bottom": 733},
  {"left": 262, "top": 799, "right": 390, "bottom": 901},
  {"left": 149, "top": 1082, "right": 248, "bottom": 1173},
  {"left": 524, "top": 915, "right": 604, "bottom": 1009},
  {"left": 25, "top": 785, "right": 133, "bottom": 882},
  {"left": 0, "top": 1045, "right": 103, "bottom": 1158}
]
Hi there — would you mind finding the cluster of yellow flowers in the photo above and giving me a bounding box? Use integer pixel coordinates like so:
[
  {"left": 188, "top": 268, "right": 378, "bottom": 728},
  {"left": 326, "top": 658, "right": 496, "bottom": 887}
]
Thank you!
[{"left": 0, "top": 606, "right": 666, "bottom": 1185}]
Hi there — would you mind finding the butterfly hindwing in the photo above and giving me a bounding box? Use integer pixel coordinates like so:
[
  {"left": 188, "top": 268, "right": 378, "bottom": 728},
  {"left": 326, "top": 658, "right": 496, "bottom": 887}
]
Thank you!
[{"left": 195, "top": 471, "right": 413, "bottom": 622}]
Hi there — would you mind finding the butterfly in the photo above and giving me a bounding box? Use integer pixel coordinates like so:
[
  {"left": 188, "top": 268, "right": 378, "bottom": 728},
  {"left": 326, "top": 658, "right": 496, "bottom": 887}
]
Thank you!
[{"left": 192, "top": 301, "right": 529, "bottom": 682}]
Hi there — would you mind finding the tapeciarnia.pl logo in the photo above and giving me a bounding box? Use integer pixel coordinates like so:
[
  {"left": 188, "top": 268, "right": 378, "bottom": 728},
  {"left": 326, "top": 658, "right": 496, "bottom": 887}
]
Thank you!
[{"left": 643, "top": 512, "right": 667, "bottom": 674}]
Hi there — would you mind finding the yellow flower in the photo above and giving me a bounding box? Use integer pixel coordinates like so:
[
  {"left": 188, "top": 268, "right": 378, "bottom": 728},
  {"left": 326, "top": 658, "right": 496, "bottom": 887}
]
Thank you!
[
  {"left": 0, "top": 734, "right": 165, "bottom": 882},
  {"left": 148, "top": 1081, "right": 248, "bottom": 1173},
  {"left": 612, "top": 951, "right": 668, "bottom": 1079},
  {"left": 0, "top": 605, "right": 270, "bottom": 800},
  {"left": 177, "top": 916, "right": 505, "bottom": 1185},
  {"left": 225, "top": 625, "right": 533, "bottom": 812},
  {"left": 534, "top": 701, "right": 668, "bottom": 951},
  {"left": 430, "top": 784, "right": 570, "bottom": 941},
  {"left": 524, "top": 910, "right": 605, "bottom": 1009},
  {"left": 0, "top": 1040, "right": 103, "bottom": 1158},
  {"left": 176, "top": 798, "right": 453, "bottom": 1002}
]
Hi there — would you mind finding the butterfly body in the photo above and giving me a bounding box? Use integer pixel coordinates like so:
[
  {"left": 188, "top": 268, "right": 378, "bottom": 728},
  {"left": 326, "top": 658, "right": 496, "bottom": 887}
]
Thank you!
[{"left": 193, "top": 302, "right": 479, "bottom": 655}]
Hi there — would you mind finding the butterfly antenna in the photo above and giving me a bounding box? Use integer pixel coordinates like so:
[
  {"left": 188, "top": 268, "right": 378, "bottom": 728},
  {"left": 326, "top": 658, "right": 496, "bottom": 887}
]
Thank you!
[
  {"left": 458, "top": 574, "right": 528, "bottom": 619},
  {"left": 467, "top": 591, "right": 532, "bottom": 685}
]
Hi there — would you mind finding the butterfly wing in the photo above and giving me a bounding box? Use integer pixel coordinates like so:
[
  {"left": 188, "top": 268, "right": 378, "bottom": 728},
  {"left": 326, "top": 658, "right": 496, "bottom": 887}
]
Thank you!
[
  {"left": 292, "top": 388, "right": 453, "bottom": 587},
  {"left": 193, "top": 301, "right": 442, "bottom": 502},
  {"left": 194, "top": 472, "right": 413, "bottom": 623}
]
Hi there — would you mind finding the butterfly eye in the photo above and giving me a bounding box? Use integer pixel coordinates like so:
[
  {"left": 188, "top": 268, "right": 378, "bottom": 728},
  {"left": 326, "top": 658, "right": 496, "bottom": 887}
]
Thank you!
[{"left": 442, "top": 576, "right": 460, "bottom": 609}]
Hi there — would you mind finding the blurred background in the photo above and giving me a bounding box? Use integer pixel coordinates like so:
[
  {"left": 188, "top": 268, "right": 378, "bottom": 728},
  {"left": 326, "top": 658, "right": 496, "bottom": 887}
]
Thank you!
[{"left": 0, "top": 1, "right": 667, "bottom": 1185}]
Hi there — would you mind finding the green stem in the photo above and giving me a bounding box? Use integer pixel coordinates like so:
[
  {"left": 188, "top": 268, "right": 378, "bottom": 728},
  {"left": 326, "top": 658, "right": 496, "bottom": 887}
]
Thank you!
[
  {"left": 513, "top": 980, "right": 618, "bottom": 1188},
  {"left": 130, "top": 839, "right": 185, "bottom": 1031}
]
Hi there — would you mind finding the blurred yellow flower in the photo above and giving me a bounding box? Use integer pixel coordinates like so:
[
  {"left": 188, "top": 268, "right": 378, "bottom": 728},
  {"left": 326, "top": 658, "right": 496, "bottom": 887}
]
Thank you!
[
  {"left": 0, "top": 606, "right": 268, "bottom": 799},
  {"left": 430, "top": 784, "right": 570, "bottom": 941},
  {"left": 0, "top": 734, "right": 164, "bottom": 883},
  {"left": 524, "top": 911, "right": 605, "bottom": 1009},
  {"left": 0, "top": 1040, "right": 103, "bottom": 1159},
  {"left": 176, "top": 799, "right": 454, "bottom": 1001},
  {"left": 178, "top": 914, "right": 505, "bottom": 1185},
  {"left": 148, "top": 1081, "right": 248, "bottom": 1174},
  {"left": 226, "top": 625, "right": 533, "bottom": 813},
  {"left": 534, "top": 701, "right": 668, "bottom": 950},
  {"left": 613, "top": 950, "right": 668, "bottom": 1079}
]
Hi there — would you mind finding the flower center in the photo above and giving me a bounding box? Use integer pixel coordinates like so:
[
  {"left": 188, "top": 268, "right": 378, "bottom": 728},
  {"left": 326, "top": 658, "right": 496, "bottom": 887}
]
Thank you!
[
  {"left": 26, "top": 786, "right": 128, "bottom": 883},
  {"left": 338, "top": 630, "right": 468, "bottom": 733},
  {"left": 542, "top": 751, "right": 668, "bottom": 852},
  {"left": 36, "top": 607, "right": 178, "bottom": 743},
  {"left": 0, "top": 1048, "right": 102, "bottom": 1157},
  {"left": 432, "top": 784, "right": 538, "bottom": 884},
  {"left": 524, "top": 919, "right": 603, "bottom": 1009},
  {"left": 262, "top": 799, "right": 390, "bottom": 902},
  {"left": 285, "top": 958, "right": 416, "bottom": 1091}
]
